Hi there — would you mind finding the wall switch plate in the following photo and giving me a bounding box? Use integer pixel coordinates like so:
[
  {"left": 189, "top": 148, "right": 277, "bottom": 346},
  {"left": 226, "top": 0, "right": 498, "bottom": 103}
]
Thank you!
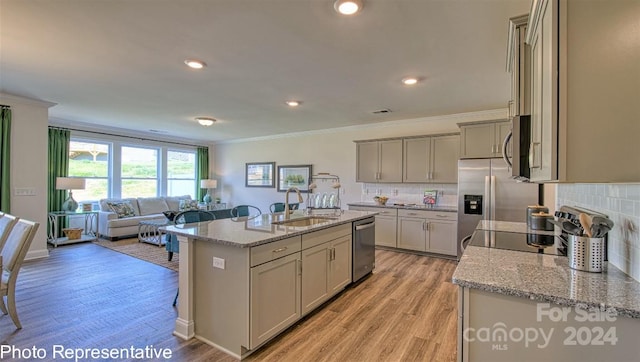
[
  {"left": 212, "top": 257, "right": 225, "bottom": 269},
  {"left": 14, "top": 187, "right": 37, "bottom": 196}
]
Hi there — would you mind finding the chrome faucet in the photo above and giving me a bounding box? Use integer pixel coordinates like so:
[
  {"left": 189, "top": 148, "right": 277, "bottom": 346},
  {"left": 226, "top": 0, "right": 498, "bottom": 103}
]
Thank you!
[{"left": 284, "top": 187, "right": 304, "bottom": 219}]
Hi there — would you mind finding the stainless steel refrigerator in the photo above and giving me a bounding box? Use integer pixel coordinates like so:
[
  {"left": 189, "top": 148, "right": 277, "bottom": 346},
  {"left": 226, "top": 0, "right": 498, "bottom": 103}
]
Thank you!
[{"left": 457, "top": 158, "right": 540, "bottom": 258}]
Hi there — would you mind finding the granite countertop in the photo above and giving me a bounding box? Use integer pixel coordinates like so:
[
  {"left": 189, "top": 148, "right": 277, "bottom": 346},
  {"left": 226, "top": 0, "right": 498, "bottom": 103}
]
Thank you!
[
  {"left": 162, "top": 210, "right": 376, "bottom": 248},
  {"left": 347, "top": 202, "right": 457, "bottom": 213},
  {"left": 453, "top": 221, "right": 640, "bottom": 319},
  {"left": 476, "top": 220, "right": 559, "bottom": 236}
]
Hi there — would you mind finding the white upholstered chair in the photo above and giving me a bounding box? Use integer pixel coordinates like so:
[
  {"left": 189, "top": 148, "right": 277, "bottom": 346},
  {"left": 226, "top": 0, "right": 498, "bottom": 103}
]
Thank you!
[
  {"left": 0, "top": 213, "right": 19, "bottom": 252},
  {"left": 0, "top": 219, "right": 39, "bottom": 329}
]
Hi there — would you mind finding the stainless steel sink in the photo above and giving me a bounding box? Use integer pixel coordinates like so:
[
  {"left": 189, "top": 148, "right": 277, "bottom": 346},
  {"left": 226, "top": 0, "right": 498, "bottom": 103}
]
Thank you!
[{"left": 271, "top": 216, "right": 337, "bottom": 227}]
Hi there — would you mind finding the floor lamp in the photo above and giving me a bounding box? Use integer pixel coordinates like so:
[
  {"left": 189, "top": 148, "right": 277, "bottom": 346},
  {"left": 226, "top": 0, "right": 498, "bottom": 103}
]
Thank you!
[{"left": 56, "top": 177, "right": 86, "bottom": 211}]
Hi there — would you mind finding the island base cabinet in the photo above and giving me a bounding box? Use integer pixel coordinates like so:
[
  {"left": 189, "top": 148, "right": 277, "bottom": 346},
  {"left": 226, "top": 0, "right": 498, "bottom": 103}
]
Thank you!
[
  {"left": 250, "top": 253, "right": 301, "bottom": 349},
  {"left": 458, "top": 287, "right": 640, "bottom": 362}
]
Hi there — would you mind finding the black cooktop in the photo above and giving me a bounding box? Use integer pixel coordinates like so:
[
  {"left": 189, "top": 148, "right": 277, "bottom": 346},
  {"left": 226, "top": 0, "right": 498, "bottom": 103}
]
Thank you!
[{"left": 469, "top": 230, "right": 567, "bottom": 256}]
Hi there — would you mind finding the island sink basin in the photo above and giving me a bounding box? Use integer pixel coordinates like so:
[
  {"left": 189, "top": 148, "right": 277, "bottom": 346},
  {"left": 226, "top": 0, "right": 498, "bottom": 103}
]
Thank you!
[{"left": 271, "top": 216, "right": 337, "bottom": 227}]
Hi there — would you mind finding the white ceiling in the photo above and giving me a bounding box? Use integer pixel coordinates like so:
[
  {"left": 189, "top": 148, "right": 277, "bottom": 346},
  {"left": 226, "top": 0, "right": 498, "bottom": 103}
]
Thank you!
[{"left": 0, "top": 0, "right": 530, "bottom": 143}]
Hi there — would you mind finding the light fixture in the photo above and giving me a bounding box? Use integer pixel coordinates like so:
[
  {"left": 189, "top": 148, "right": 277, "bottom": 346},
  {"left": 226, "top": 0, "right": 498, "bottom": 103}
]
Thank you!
[
  {"left": 334, "top": 0, "right": 363, "bottom": 15},
  {"left": 402, "top": 77, "right": 419, "bottom": 85},
  {"left": 285, "top": 100, "right": 301, "bottom": 107},
  {"left": 56, "top": 177, "right": 86, "bottom": 211},
  {"left": 196, "top": 117, "right": 216, "bottom": 126},
  {"left": 184, "top": 59, "right": 207, "bottom": 69},
  {"left": 200, "top": 179, "right": 218, "bottom": 204}
]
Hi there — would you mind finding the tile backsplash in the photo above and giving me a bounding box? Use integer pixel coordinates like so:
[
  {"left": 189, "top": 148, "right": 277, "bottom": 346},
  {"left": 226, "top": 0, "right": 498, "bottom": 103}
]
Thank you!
[
  {"left": 360, "top": 183, "right": 458, "bottom": 208},
  {"left": 557, "top": 184, "right": 640, "bottom": 281}
]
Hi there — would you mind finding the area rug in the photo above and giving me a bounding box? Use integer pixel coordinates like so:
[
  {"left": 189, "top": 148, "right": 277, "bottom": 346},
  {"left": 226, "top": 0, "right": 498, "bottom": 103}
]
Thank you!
[{"left": 93, "top": 238, "right": 179, "bottom": 272}]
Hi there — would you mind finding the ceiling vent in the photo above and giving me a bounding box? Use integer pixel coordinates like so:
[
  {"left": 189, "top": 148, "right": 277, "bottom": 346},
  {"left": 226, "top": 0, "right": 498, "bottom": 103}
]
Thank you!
[{"left": 372, "top": 108, "right": 392, "bottom": 115}]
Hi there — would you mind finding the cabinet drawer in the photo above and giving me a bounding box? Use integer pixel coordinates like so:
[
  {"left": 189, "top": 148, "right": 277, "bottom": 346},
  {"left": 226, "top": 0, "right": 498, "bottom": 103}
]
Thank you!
[
  {"left": 302, "top": 223, "right": 351, "bottom": 250},
  {"left": 398, "top": 209, "right": 429, "bottom": 219},
  {"left": 251, "top": 236, "right": 301, "bottom": 267},
  {"left": 350, "top": 205, "right": 397, "bottom": 217},
  {"left": 422, "top": 211, "right": 458, "bottom": 221}
]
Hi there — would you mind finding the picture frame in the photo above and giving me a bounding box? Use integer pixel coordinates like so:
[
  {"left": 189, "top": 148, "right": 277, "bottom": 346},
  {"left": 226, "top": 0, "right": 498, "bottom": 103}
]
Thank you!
[
  {"left": 277, "top": 165, "right": 312, "bottom": 192},
  {"left": 245, "top": 162, "right": 275, "bottom": 188}
]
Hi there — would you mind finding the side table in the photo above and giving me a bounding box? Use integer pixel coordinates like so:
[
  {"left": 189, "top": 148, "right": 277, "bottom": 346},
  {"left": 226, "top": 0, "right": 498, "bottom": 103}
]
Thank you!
[
  {"left": 48, "top": 211, "right": 99, "bottom": 247},
  {"left": 138, "top": 219, "right": 170, "bottom": 246}
]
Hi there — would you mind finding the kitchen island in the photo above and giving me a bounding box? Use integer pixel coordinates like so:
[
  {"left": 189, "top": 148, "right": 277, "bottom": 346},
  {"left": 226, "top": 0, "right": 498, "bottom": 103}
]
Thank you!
[
  {"left": 453, "top": 221, "right": 640, "bottom": 361},
  {"left": 162, "top": 210, "right": 375, "bottom": 359}
]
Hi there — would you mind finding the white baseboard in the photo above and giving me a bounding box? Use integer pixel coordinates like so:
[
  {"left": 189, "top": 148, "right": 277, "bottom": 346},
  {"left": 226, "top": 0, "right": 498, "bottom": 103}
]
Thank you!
[{"left": 26, "top": 248, "right": 49, "bottom": 260}]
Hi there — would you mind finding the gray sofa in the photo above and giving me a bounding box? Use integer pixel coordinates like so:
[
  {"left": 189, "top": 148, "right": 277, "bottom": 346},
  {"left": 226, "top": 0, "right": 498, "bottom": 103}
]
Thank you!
[{"left": 98, "top": 195, "right": 192, "bottom": 240}]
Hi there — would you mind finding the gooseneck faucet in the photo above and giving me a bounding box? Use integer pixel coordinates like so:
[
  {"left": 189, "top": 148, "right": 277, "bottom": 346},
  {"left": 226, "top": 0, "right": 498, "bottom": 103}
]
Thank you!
[{"left": 284, "top": 187, "right": 304, "bottom": 219}]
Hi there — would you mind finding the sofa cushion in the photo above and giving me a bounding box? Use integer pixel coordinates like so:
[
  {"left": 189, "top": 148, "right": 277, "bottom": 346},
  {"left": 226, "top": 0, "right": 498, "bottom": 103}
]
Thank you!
[
  {"left": 106, "top": 201, "right": 137, "bottom": 218},
  {"left": 166, "top": 195, "right": 192, "bottom": 211},
  {"left": 179, "top": 199, "right": 199, "bottom": 211},
  {"left": 100, "top": 198, "right": 140, "bottom": 215},
  {"left": 108, "top": 215, "right": 166, "bottom": 228},
  {"left": 138, "top": 197, "right": 170, "bottom": 216}
]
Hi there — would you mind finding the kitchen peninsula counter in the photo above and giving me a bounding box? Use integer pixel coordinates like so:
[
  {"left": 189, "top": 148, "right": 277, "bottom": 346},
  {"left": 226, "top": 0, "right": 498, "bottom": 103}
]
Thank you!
[
  {"left": 453, "top": 221, "right": 640, "bottom": 361},
  {"left": 162, "top": 210, "right": 375, "bottom": 360}
]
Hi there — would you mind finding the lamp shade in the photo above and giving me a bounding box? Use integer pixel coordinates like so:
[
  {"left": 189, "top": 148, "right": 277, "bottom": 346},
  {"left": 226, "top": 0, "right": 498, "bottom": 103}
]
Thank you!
[
  {"left": 200, "top": 179, "right": 218, "bottom": 189},
  {"left": 56, "top": 177, "right": 86, "bottom": 190}
]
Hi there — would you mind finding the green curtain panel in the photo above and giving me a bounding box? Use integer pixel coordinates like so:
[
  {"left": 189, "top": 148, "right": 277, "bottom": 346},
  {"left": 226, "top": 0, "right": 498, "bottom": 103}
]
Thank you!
[
  {"left": 48, "top": 128, "right": 70, "bottom": 234},
  {"left": 0, "top": 106, "right": 11, "bottom": 212},
  {"left": 196, "top": 146, "right": 209, "bottom": 202}
]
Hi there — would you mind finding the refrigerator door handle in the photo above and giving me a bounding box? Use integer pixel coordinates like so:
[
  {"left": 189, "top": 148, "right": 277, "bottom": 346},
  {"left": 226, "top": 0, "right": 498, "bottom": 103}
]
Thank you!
[
  {"left": 484, "top": 176, "right": 490, "bottom": 220},
  {"left": 490, "top": 175, "right": 496, "bottom": 221}
]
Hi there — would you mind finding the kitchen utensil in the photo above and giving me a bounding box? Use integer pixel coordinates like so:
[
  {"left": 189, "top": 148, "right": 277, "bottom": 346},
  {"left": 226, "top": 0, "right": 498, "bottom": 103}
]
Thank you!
[
  {"left": 562, "top": 220, "right": 583, "bottom": 236},
  {"left": 592, "top": 224, "right": 611, "bottom": 238},
  {"left": 568, "top": 235, "right": 605, "bottom": 272},
  {"left": 591, "top": 216, "right": 613, "bottom": 229},
  {"left": 579, "top": 213, "right": 593, "bottom": 237}
]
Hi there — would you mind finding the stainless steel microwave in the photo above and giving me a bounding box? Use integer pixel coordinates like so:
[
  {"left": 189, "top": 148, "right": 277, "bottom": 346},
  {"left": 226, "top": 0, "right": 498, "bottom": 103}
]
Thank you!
[{"left": 502, "top": 115, "right": 531, "bottom": 181}]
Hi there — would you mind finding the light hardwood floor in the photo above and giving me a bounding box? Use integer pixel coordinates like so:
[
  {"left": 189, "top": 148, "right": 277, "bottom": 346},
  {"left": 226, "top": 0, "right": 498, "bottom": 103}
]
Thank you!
[{"left": 0, "top": 243, "right": 457, "bottom": 361}]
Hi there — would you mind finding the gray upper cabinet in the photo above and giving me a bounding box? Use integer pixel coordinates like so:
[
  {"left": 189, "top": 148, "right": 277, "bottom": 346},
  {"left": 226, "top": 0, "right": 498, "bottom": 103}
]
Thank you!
[
  {"left": 355, "top": 139, "right": 403, "bottom": 183},
  {"left": 525, "top": 0, "right": 639, "bottom": 182},
  {"left": 403, "top": 134, "right": 460, "bottom": 183},
  {"left": 458, "top": 120, "right": 510, "bottom": 159},
  {"left": 507, "top": 14, "right": 531, "bottom": 118}
]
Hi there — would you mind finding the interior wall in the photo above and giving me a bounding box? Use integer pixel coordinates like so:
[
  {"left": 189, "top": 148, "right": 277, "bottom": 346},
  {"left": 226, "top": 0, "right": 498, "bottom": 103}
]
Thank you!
[
  {"left": 557, "top": 184, "right": 640, "bottom": 282},
  {"left": 213, "top": 109, "right": 506, "bottom": 213},
  {"left": 0, "top": 93, "right": 55, "bottom": 259}
]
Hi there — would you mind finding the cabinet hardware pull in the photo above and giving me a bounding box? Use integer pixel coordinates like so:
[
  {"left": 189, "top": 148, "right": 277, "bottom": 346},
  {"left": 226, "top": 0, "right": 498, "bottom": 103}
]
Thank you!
[
  {"left": 273, "top": 247, "right": 288, "bottom": 253},
  {"left": 298, "top": 259, "right": 302, "bottom": 275},
  {"left": 426, "top": 222, "right": 430, "bottom": 231},
  {"left": 436, "top": 214, "right": 447, "bottom": 218}
]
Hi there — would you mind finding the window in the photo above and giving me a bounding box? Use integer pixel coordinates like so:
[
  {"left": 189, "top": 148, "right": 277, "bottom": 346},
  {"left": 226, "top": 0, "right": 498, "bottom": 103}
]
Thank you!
[
  {"left": 68, "top": 141, "right": 110, "bottom": 204},
  {"left": 121, "top": 146, "right": 158, "bottom": 198},
  {"left": 167, "top": 150, "right": 196, "bottom": 197}
]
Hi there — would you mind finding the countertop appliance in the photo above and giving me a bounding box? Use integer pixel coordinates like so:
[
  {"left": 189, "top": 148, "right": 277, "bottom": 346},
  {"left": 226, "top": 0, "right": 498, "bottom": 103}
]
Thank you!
[
  {"left": 352, "top": 217, "right": 375, "bottom": 282},
  {"left": 457, "top": 158, "right": 541, "bottom": 259},
  {"left": 468, "top": 230, "right": 566, "bottom": 256}
]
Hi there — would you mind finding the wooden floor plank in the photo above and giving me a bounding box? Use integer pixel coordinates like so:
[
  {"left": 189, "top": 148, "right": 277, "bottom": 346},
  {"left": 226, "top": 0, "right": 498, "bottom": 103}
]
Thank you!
[{"left": 1, "top": 244, "right": 457, "bottom": 361}]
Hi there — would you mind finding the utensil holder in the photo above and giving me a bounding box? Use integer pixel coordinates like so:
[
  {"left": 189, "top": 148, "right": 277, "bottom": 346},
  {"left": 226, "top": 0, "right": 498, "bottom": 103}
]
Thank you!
[{"left": 568, "top": 235, "right": 605, "bottom": 273}]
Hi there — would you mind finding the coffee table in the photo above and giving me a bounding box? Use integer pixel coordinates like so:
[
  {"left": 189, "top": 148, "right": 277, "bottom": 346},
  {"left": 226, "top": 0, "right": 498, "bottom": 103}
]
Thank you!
[{"left": 138, "top": 219, "right": 169, "bottom": 246}]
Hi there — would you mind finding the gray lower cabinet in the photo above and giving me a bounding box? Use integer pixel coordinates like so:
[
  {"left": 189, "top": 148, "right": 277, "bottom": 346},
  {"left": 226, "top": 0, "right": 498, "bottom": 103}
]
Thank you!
[
  {"left": 397, "top": 211, "right": 428, "bottom": 251},
  {"left": 301, "top": 226, "right": 352, "bottom": 315},
  {"left": 397, "top": 209, "right": 458, "bottom": 256},
  {"left": 250, "top": 252, "right": 301, "bottom": 349},
  {"left": 348, "top": 206, "right": 397, "bottom": 247}
]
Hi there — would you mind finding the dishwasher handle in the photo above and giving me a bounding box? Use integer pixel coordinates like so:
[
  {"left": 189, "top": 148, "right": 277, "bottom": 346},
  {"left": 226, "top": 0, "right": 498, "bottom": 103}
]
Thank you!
[{"left": 355, "top": 222, "right": 375, "bottom": 231}]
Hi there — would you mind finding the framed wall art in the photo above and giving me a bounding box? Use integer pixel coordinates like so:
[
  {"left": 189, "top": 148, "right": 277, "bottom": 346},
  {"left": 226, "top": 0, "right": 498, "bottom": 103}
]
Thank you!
[
  {"left": 245, "top": 162, "right": 275, "bottom": 188},
  {"left": 277, "top": 165, "right": 312, "bottom": 192}
]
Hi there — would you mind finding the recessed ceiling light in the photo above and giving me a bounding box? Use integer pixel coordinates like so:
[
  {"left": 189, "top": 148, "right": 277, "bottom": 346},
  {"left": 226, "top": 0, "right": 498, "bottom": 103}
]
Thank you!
[
  {"left": 195, "top": 117, "right": 216, "bottom": 126},
  {"left": 334, "top": 0, "right": 363, "bottom": 15},
  {"left": 285, "top": 100, "right": 301, "bottom": 107},
  {"left": 402, "top": 77, "right": 419, "bottom": 85},
  {"left": 184, "top": 59, "right": 207, "bottom": 69}
]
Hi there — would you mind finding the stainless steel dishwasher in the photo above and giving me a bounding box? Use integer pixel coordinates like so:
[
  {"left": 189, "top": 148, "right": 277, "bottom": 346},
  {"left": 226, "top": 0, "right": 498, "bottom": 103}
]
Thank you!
[{"left": 352, "top": 217, "right": 375, "bottom": 282}]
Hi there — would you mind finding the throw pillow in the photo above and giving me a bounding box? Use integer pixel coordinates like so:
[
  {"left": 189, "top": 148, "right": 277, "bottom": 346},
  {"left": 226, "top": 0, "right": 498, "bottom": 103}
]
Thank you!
[
  {"left": 107, "top": 201, "right": 136, "bottom": 218},
  {"left": 179, "top": 199, "right": 199, "bottom": 211}
]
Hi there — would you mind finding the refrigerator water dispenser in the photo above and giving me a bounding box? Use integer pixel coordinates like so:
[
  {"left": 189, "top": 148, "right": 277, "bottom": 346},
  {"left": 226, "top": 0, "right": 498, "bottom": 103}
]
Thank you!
[{"left": 464, "top": 195, "right": 483, "bottom": 215}]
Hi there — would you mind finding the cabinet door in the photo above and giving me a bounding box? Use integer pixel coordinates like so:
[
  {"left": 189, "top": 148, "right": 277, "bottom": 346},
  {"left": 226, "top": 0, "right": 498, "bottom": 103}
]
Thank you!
[
  {"left": 460, "top": 123, "right": 495, "bottom": 158},
  {"left": 378, "top": 139, "right": 403, "bottom": 182},
  {"left": 356, "top": 142, "right": 379, "bottom": 182},
  {"left": 301, "top": 243, "right": 330, "bottom": 315},
  {"left": 431, "top": 135, "right": 460, "bottom": 183},
  {"left": 328, "top": 235, "right": 352, "bottom": 295},
  {"left": 426, "top": 219, "right": 457, "bottom": 256},
  {"left": 250, "top": 253, "right": 301, "bottom": 348},
  {"left": 397, "top": 217, "right": 426, "bottom": 251},
  {"left": 495, "top": 121, "right": 512, "bottom": 158},
  {"left": 403, "top": 137, "right": 430, "bottom": 183},
  {"left": 375, "top": 215, "right": 397, "bottom": 247}
]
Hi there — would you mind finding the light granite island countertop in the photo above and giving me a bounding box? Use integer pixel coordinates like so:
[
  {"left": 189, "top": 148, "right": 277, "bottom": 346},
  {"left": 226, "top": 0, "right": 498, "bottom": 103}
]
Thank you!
[
  {"left": 161, "top": 210, "right": 376, "bottom": 360},
  {"left": 452, "top": 221, "right": 640, "bottom": 361}
]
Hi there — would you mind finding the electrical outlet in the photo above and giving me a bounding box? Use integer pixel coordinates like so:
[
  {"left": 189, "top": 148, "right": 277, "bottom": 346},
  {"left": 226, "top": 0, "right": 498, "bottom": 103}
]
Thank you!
[{"left": 212, "top": 257, "right": 225, "bottom": 269}]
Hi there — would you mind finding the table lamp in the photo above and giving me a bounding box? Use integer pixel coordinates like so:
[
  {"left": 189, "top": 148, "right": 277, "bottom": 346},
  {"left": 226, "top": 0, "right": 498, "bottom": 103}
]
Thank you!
[
  {"left": 56, "top": 177, "right": 86, "bottom": 211},
  {"left": 200, "top": 179, "right": 218, "bottom": 204}
]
